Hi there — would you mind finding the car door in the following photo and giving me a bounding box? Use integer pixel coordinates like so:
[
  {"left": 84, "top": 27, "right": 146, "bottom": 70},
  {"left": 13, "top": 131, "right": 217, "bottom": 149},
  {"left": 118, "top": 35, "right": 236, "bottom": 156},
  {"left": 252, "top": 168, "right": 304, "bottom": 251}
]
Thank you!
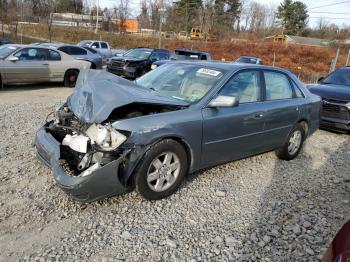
[
  {"left": 201, "top": 69, "right": 267, "bottom": 166},
  {"left": 261, "top": 70, "right": 300, "bottom": 149},
  {"left": 46, "top": 49, "right": 65, "bottom": 81},
  {"left": 69, "top": 46, "right": 88, "bottom": 61},
  {"left": 3, "top": 47, "right": 49, "bottom": 84}
]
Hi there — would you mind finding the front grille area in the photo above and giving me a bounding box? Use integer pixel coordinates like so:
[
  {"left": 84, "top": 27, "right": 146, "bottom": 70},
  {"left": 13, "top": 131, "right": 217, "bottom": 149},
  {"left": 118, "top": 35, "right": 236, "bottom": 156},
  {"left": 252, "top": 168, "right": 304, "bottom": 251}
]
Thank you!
[
  {"left": 110, "top": 61, "right": 125, "bottom": 70},
  {"left": 322, "top": 100, "right": 350, "bottom": 120}
]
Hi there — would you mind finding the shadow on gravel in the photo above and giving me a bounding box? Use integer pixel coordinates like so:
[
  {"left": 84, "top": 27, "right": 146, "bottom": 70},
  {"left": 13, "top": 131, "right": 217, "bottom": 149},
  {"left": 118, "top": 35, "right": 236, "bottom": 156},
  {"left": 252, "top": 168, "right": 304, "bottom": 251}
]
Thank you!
[
  {"left": 241, "top": 134, "right": 350, "bottom": 260},
  {"left": 0, "top": 83, "right": 65, "bottom": 92}
]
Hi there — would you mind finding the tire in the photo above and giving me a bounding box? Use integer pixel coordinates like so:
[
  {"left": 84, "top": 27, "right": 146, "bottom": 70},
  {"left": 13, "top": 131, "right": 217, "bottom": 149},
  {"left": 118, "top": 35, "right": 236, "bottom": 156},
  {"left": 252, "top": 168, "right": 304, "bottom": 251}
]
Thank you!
[
  {"left": 64, "top": 69, "right": 79, "bottom": 88},
  {"left": 134, "top": 139, "right": 188, "bottom": 200},
  {"left": 276, "top": 123, "right": 306, "bottom": 161},
  {"left": 90, "top": 63, "right": 96, "bottom": 69}
]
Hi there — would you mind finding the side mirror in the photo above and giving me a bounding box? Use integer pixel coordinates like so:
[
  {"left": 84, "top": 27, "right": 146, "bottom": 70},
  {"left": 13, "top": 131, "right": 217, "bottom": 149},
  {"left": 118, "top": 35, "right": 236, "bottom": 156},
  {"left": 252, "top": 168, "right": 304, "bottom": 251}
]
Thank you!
[
  {"left": 208, "top": 95, "right": 239, "bottom": 108},
  {"left": 318, "top": 77, "right": 324, "bottom": 83},
  {"left": 8, "top": 56, "right": 19, "bottom": 62}
]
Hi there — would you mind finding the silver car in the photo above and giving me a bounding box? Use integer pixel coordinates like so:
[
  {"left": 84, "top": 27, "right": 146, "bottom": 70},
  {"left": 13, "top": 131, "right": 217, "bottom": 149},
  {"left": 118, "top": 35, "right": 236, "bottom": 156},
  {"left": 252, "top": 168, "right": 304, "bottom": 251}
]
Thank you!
[
  {"left": 0, "top": 45, "right": 91, "bottom": 87},
  {"left": 40, "top": 43, "right": 103, "bottom": 69}
]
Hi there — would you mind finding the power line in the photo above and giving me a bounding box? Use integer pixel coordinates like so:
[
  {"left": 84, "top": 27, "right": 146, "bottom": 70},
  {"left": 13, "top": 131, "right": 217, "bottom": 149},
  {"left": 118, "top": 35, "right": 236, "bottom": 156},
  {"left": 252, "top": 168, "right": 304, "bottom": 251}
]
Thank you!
[
  {"left": 310, "top": 11, "right": 350, "bottom": 15},
  {"left": 309, "top": 0, "right": 350, "bottom": 10}
]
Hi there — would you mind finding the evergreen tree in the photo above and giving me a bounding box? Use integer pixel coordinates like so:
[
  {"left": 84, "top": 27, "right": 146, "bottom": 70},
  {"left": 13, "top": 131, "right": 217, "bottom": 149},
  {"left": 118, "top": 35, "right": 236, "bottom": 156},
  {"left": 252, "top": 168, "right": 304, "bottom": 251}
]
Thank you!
[{"left": 276, "top": 0, "right": 308, "bottom": 35}]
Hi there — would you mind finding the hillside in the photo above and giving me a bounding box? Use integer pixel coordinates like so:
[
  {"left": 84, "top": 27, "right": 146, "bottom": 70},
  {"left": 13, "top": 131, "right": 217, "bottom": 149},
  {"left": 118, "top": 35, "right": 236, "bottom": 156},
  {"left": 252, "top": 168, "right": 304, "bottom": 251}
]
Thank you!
[{"left": 18, "top": 24, "right": 349, "bottom": 83}]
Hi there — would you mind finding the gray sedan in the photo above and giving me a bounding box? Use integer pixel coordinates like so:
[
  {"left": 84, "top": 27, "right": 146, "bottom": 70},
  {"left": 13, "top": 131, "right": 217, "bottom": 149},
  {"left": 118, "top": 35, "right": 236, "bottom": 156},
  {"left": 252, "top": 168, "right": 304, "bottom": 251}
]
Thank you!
[
  {"left": 35, "top": 62, "right": 321, "bottom": 202},
  {"left": 0, "top": 45, "right": 91, "bottom": 87}
]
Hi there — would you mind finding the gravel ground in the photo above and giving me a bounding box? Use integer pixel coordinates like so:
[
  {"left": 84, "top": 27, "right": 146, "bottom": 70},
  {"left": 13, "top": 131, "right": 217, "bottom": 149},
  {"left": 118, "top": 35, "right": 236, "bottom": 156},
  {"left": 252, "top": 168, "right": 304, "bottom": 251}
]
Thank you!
[{"left": 0, "top": 85, "right": 349, "bottom": 261}]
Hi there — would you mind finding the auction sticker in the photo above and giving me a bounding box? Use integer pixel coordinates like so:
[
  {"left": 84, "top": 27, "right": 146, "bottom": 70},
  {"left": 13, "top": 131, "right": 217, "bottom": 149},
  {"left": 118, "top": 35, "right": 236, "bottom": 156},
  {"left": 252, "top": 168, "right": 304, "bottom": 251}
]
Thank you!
[{"left": 197, "top": 68, "right": 222, "bottom": 77}]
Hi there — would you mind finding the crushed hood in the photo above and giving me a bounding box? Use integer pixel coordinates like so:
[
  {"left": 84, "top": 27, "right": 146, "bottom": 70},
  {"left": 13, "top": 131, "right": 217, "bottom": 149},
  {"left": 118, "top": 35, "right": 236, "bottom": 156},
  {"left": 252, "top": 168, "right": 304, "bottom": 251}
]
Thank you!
[
  {"left": 68, "top": 70, "right": 189, "bottom": 124},
  {"left": 307, "top": 84, "right": 350, "bottom": 101}
]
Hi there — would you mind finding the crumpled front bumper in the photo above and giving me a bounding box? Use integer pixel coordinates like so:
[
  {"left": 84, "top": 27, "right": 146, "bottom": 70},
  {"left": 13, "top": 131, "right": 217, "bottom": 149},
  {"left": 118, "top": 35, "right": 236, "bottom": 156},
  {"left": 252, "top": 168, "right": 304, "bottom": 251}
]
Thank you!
[{"left": 35, "top": 126, "right": 128, "bottom": 203}]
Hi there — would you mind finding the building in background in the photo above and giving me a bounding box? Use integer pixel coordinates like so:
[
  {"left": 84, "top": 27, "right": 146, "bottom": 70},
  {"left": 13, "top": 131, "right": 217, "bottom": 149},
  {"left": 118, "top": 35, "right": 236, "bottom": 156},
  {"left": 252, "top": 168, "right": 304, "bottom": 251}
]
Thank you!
[{"left": 112, "top": 19, "right": 139, "bottom": 33}]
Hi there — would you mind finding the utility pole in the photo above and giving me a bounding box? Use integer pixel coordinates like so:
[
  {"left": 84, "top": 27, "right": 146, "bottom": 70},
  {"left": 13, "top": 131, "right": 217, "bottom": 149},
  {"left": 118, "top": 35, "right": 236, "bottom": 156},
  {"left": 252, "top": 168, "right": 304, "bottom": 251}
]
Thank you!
[
  {"left": 330, "top": 48, "right": 340, "bottom": 72},
  {"left": 158, "top": 8, "right": 166, "bottom": 49},
  {"left": 346, "top": 49, "right": 350, "bottom": 66},
  {"left": 95, "top": 0, "right": 99, "bottom": 34}
]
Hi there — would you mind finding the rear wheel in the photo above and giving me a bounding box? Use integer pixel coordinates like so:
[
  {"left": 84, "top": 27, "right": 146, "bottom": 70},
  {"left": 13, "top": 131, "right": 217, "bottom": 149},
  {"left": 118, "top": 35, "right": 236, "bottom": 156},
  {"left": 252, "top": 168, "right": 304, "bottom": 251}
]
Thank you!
[
  {"left": 276, "top": 123, "right": 305, "bottom": 161},
  {"left": 134, "top": 139, "right": 188, "bottom": 200},
  {"left": 90, "top": 63, "right": 96, "bottom": 69},
  {"left": 64, "top": 69, "right": 79, "bottom": 88}
]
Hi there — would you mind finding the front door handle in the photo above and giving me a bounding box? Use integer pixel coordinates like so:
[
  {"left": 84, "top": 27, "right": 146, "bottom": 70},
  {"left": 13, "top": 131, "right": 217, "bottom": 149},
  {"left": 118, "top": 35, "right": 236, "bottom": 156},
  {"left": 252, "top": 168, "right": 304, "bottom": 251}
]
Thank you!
[
  {"left": 254, "top": 113, "right": 264, "bottom": 119},
  {"left": 42, "top": 63, "right": 49, "bottom": 66}
]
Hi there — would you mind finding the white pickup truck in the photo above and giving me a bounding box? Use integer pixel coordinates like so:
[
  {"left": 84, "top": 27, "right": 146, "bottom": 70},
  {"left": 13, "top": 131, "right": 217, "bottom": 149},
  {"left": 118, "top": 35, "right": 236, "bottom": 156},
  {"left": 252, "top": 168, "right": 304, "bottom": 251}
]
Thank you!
[{"left": 77, "top": 40, "right": 124, "bottom": 64}]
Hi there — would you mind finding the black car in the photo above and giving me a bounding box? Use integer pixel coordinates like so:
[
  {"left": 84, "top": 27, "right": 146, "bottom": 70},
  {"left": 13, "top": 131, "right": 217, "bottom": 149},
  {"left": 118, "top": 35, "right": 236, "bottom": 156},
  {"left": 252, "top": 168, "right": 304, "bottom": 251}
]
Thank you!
[
  {"left": 0, "top": 37, "right": 13, "bottom": 46},
  {"left": 308, "top": 67, "right": 350, "bottom": 133},
  {"left": 107, "top": 48, "right": 170, "bottom": 79}
]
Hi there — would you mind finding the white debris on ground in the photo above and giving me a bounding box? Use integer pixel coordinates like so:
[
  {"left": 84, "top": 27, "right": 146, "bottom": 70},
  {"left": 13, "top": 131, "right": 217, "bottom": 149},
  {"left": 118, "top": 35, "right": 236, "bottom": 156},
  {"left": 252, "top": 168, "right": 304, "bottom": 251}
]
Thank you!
[{"left": 0, "top": 85, "right": 349, "bottom": 261}]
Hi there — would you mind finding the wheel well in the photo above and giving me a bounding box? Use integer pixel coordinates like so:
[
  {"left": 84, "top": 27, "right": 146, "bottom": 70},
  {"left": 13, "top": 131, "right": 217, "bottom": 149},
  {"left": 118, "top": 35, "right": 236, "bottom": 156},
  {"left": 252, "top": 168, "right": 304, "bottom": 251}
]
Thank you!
[
  {"left": 298, "top": 119, "right": 309, "bottom": 135},
  {"left": 64, "top": 69, "right": 79, "bottom": 76},
  {"left": 166, "top": 136, "right": 193, "bottom": 170}
]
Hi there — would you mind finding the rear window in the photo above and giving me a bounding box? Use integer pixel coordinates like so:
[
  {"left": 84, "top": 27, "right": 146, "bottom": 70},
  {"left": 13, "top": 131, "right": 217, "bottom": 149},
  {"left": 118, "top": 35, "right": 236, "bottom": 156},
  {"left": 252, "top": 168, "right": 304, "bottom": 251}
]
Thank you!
[
  {"left": 70, "top": 46, "right": 87, "bottom": 55},
  {"left": 100, "top": 42, "right": 108, "bottom": 49}
]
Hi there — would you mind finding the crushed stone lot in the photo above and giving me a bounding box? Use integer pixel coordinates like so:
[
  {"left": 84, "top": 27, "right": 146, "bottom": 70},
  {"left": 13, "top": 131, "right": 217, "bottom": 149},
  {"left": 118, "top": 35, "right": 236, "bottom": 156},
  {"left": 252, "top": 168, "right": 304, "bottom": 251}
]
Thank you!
[{"left": 0, "top": 85, "right": 349, "bottom": 261}]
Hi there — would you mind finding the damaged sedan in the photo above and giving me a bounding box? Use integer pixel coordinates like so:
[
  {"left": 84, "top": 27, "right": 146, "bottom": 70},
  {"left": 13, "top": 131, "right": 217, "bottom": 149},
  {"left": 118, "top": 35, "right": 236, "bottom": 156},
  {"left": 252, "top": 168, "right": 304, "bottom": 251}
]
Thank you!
[{"left": 35, "top": 62, "right": 321, "bottom": 202}]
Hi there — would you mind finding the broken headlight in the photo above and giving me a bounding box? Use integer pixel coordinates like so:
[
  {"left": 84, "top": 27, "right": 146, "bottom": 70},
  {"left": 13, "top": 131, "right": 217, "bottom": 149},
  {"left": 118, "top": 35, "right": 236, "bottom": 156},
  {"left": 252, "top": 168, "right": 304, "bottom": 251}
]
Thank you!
[{"left": 86, "top": 124, "right": 127, "bottom": 151}]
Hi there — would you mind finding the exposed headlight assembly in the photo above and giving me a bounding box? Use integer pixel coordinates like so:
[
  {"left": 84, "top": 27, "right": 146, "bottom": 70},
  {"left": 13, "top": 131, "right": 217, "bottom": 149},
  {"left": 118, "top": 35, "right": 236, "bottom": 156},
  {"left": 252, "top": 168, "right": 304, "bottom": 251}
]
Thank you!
[
  {"left": 86, "top": 124, "right": 127, "bottom": 151},
  {"left": 151, "top": 64, "right": 157, "bottom": 70}
]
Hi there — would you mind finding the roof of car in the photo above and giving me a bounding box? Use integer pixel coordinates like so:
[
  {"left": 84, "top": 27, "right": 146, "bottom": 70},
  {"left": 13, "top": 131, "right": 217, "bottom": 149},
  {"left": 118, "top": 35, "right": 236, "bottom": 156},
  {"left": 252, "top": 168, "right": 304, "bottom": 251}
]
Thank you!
[
  {"left": 237, "top": 55, "right": 261, "bottom": 59},
  {"left": 171, "top": 60, "right": 290, "bottom": 73},
  {"left": 132, "top": 47, "right": 169, "bottom": 52},
  {"left": 175, "top": 49, "right": 209, "bottom": 55}
]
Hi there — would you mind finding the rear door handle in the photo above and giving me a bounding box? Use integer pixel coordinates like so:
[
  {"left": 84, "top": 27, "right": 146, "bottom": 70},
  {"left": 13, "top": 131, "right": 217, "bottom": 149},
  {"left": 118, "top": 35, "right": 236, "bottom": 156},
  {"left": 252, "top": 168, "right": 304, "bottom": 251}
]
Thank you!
[{"left": 42, "top": 63, "right": 49, "bottom": 66}]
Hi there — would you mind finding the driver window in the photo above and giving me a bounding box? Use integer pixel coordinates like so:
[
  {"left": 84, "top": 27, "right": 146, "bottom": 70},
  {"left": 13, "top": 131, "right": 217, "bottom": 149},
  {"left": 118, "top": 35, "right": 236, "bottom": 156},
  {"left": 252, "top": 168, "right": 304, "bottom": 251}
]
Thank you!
[
  {"left": 219, "top": 70, "right": 261, "bottom": 103},
  {"left": 14, "top": 48, "right": 47, "bottom": 61}
]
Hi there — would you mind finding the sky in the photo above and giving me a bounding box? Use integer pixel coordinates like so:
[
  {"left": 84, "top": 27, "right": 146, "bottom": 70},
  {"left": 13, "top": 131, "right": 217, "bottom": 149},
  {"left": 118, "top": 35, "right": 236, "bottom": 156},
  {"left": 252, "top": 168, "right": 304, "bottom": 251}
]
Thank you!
[{"left": 98, "top": 0, "right": 350, "bottom": 28}]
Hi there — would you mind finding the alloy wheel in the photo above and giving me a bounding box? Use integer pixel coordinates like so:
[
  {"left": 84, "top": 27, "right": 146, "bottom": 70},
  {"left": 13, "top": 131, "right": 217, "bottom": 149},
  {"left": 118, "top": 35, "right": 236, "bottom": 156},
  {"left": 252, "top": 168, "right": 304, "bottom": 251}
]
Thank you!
[
  {"left": 146, "top": 152, "right": 181, "bottom": 192},
  {"left": 288, "top": 130, "right": 302, "bottom": 155}
]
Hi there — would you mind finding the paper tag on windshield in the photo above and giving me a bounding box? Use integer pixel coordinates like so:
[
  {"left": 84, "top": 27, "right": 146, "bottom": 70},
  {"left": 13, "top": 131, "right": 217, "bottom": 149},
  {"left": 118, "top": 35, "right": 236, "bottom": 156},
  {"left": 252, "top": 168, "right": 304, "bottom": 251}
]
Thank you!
[{"left": 197, "top": 68, "right": 221, "bottom": 77}]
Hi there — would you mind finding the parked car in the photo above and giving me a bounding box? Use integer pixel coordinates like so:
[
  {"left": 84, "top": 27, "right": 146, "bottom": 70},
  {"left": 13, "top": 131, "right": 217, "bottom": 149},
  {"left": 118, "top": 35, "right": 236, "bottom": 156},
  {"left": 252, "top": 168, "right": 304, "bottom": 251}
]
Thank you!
[
  {"left": 77, "top": 40, "right": 124, "bottom": 63},
  {"left": 308, "top": 67, "right": 350, "bottom": 133},
  {"left": 151, "top": 49, "right": 212, "bottom": 70},
  {"left": 0, "top": 37, "right": 14, "bottom": 46},
  {"left": 40, "top": 43, "right": 103, "bottom": 69},
  {"left": 234, "top": 55, "right": 262, "bottom": 65},
  {"left": 107, "top": 47, "right": 170, "bottom": 79},
  {"left": 0, "top": 44, "right": 91, "bottom": 87},
  {"left": 35, "top": 62, "right": 321, "bottom": 202},
  {"left": 178, "top": 31, "right": 189, "bottom": 40}
]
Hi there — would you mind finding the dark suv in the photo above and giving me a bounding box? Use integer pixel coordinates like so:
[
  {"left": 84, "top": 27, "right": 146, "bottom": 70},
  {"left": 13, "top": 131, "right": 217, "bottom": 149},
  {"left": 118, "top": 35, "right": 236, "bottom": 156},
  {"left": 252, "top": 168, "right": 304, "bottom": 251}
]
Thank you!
[
  {"left": 107, "top": 48, "right": 170, "bottom": 79},
  {"left": 308, "top": 67, "right": 350, "bottom": 133}
]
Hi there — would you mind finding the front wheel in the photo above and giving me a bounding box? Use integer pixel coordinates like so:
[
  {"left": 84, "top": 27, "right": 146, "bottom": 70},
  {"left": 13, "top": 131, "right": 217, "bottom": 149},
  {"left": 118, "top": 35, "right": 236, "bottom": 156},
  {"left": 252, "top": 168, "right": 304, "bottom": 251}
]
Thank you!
[
  {"left": 64, "top": 69, "right": 79, "bottom": 88},
  {"left": 276, "top": 123, "right": 306, "bottom": 161},
  {"left": 134, "top": 139, "right": 188, "bottom": 200}
]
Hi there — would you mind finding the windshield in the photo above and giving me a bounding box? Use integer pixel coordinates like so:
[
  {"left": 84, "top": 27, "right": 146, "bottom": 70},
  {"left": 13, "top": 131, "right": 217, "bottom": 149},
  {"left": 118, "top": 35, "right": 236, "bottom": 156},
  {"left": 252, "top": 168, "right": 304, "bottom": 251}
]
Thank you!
[
  {"left": 123, "top": 49, "right": 152, "bottom": 59},
  {"left": 321, "top": 68, "right": 350, "bottom": 86},
  {"left": 170, "top": 53, "right": 200, "bottom": 60},
  {"left": 0, "top": 46, "right": 19, "bottom": 59},
  {"left": 236, "top": 57, "right": 258, "bottom": 64},
  {"left": 136, "top": 63, "right": 225, "bottom": 103}
]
